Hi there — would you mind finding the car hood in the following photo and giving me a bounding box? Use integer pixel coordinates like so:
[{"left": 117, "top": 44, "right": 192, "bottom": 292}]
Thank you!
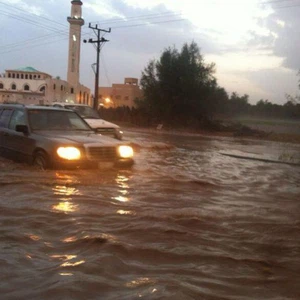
[
  {"left": 84, "top": 118, "right": 120, "bottom": 129},
  {"left": 35, "top": 131, "right": 122, "bottom": 146}
]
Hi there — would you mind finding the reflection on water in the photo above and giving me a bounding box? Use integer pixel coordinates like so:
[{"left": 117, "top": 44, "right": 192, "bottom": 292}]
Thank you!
[
  {"left": 60, "top": 260, "right": 85, "bottom": 267},
  {"left": 51, "top": 183, "right": 80, "bottom": 212},
  {"left": 51, "top": 173, "right": 82, "bottom": 212},
  {"left": 52, "top": 201, "right": 78, "bottom": 213},
  {"left": 117, "top": 209, "right": 135, "bottom": 215},
  {"left": 112, "top": 174, "right": 131, "bottom": 202},
  {"left": 50, "top": 254, "right": 77, "bottom": 260},
  {"left": 52, "top": 185, "right": 81, "bottom": 197},
  {"left": 27, "top": 234, "right": 41, "bottom": 241},
  {"left": 0, "top": 130, "right": 300, "bottom": 299}
]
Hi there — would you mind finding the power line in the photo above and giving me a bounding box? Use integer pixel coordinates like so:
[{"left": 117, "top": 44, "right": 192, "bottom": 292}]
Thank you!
[
  {"left": 111, "top": 18, "right": 187, "bottom": 30},
  {"left": 84, "top": 24, "right": 111, "bottom": 109},
  {"left": 0, "top": 31, "right": 91, "bottom": 55},
  {"left": 0, "top": 16, "right": 186, "bottom": 54},
  {"left": 89, "top": 11, "right": 182, "bottom": 25},
  {"left": 271, "top": 3, "right": 300, "bottom": 8},
  {"left": 0, "top": 0, "right": 68, "bottom": 29},
  {"left": 261, "top": 0, "right": 300, "bottom": 4},
  {"left": 0, "top": 0, "right": 298, "bottom": 56},
  {"left": 101, "top": 48, "right": 111, "bottom": 87},
  {"left": 0, "top": 4, "right": 184, "bottom": 53},
  {"left": 260, "top": 0, "right": 300, "bottom": 8},
  {"left": 91, "top": 12, "right": 183, "bottom": 26}
]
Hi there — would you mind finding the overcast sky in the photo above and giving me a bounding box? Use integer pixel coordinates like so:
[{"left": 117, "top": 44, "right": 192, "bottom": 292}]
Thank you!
[{"left": 0, "top": 0, "right": 300, "bottom": 105}]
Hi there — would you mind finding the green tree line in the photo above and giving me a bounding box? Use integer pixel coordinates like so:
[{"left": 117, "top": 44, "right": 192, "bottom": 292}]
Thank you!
[{"left": 100, "top": 41, "right": 300, "bottom": 127}]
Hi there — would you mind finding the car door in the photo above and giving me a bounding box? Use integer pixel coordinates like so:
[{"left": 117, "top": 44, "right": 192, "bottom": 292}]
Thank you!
[
  {"left": 5, "top": 109, "right": 35, "bottom": 162},
  {"left": 0, "top": 108, "right": 13, "bottom": 155}
]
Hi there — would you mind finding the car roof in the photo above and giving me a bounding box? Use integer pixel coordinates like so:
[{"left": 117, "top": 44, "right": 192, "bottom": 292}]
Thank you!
[
  {"left": 52, "top": 102, "right": 90, "bottom": 107},
  {"left": 28, "top": 105, "right": 72, "bottom": 111},
  {"left": 0, "top": 103, "right": 74, "bottom": 112},
  {"left": 0, "top": 103, "right": 25, "bottom": 108}
]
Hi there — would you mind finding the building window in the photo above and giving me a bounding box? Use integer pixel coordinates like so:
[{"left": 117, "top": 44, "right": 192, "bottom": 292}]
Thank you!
[
  {"left": 53, "top": 84, "right": 56, "bottom": 90},
  {"left": 8, "top": 73, "right": 11, "bottom": 78},
  {"left": 25, "top": 74, "right": 28, "bottom": 79},
  {"left": 21, "top": 74, "right": 24, "bottom": 79},
  {"left": 29, "top": 75, "right": 32, "bottom": 79},
  {"left": 34, "top": 75, "right": 36, "bottom": 79},
  {"left": 61, "top": 85, "right": 63, "bottom": 91},
  {"left": 12, "top": 74, "right": 15, "bottom": 78},
  {"left": 71, "top": 88, "right": 74, "bottom": 94},
  {"left": 0, "top": 83, "right": 3, "bottom": 89},
  {"left": 40, "top": 86, "right": 45, "bottom": 92},
  {"left": 38, "top": 75, "right": 40, "bottom": 79},
  {"left": 24, "top": 84, "right": 30, "bottom": 91},
  {"left": 17, "top": 74, "right": 19, "bottom": 79},
  {"left": 11, "top": 84, "right": 16, "bottom": 90}
]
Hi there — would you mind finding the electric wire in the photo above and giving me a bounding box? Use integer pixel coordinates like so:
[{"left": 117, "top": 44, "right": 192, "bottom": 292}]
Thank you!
[
  {"left": 91, "top": 12, "right": 183, "bottom": 26},
  {"left": 0, "top": 0, "right": 68, "bottom": 29},
  {"left": 99, "top": 48, "right": 111, "bottom": 86},
  {"left": 1, "top": 0, "right": 300, "bottom": 55}
]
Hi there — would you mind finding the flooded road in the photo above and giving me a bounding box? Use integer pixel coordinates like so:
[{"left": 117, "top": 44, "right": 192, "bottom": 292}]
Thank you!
[{"left": 1, "top": 129, "right": 300, "bottom": 300}]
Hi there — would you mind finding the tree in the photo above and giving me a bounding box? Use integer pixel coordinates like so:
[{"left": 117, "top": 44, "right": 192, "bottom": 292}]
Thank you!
[
  {"left": 138, "top": 41, "right": 226, "bottom": 126},
  {"left": 226, "top": 92, "right": 250, "bottom": 115},
  {"left": 286, "top": 70, "right": 300, "bottom": 103}
]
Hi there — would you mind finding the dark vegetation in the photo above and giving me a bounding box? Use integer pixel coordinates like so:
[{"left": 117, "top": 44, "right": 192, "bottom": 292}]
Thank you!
[{"left": 100, "top": 42, "right": 300, "bottom": 137}]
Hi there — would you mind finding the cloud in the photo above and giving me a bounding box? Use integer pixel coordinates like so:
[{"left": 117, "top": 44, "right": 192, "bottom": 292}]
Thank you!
[
  {"left": 248, "top": 4, "right": 300, "bottom": 71},
  {"left": 1, "top": 0, "right": 299, "bottom": 105},
  {"left": 79, "top": 0, "right": 222, "bottom": 89}
]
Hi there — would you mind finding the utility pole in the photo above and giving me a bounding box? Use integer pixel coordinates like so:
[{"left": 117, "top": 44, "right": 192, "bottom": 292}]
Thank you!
[{"left": 84, "top": 23, "right": 110, "bottom": 110}]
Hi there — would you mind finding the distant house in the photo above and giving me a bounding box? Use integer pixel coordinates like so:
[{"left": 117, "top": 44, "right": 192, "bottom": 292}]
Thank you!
[
  {"left": 0, "top": 67, "right": 91, "bottom": 105},
  {"left": 99, "top": 78, "right": 143, "bottom": 109}
]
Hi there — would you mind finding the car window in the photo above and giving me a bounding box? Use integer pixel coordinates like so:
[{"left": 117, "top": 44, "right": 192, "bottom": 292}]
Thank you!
[
  {"left": 65, "top": 105, "right": 99, "bottom": 119},
  {"left": 0, "top": 109, "right": 13, "bottom": 128},
  {"left": 28, "top": 109, "right": 92, "bottom": 131},
  {"left": 8, "top": 110, "right": 26, "bottom": 130}
]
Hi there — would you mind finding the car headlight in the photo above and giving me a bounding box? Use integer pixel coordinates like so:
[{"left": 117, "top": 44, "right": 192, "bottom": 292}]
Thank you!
[
  {"left": 57, "top": 147, "right": 81, "bottom": 160},
  {"left": 118, "top": 145, "right": 133, "bottom": 158}
]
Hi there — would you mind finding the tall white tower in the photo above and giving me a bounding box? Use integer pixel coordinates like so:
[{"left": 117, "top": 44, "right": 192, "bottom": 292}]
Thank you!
[{"left": 67, "top": 0, "right": 84, "bottom": 91}]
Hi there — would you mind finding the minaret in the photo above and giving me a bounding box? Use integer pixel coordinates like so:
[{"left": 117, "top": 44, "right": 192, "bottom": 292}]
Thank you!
[{"left": 67, "top": 0, "right": 84, "bottom": 92}]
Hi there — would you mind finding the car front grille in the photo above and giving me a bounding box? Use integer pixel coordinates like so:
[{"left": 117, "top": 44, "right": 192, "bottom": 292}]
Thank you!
[
  {"left": 96, "top": 128, "right": 115, "bottom": 134},
  {"left": 87, "top": 146, "right": 117, "bottom": 161}
]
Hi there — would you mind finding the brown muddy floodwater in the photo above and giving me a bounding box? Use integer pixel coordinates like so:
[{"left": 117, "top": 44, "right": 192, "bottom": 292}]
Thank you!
[{"left": 1, "top": 129, "right": 300, "bottom": 300}]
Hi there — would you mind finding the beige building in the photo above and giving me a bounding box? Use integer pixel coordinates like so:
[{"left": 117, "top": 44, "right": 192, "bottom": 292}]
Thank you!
[
  {"left": 0, "top": 0, "right": 91, "bottom": 106},
  {"left": 0, "top": 67, "right": 91, "bottom": 105},
  {"left": 99, "top": 78, "right": 143, "bottom": 108}
]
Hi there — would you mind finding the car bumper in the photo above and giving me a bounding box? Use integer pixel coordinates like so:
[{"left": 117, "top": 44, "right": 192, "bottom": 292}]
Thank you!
[{"left": 51, "top": 158, "right": 134, "bottom": 170}]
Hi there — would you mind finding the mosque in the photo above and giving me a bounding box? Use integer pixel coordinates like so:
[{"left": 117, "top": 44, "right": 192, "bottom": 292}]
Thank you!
[
  {"left": 0, "top": 0, "right": 92, "bottom": 106},
  {"left": 0, "top": 0, "right": 143, "bottom": 108}
]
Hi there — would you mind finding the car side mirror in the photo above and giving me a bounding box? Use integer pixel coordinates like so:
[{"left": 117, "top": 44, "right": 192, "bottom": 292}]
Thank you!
[{"left": 16, "top": 124, "right": 29, "bottom": 135}]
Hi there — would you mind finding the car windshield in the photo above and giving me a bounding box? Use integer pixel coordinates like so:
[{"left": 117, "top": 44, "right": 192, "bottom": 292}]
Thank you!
[
  {"left": 65, "top": 105, "right": 100, "bottom": 119},
  {"left": 28, "top": 109, "right": 92, "bottom": 131}
]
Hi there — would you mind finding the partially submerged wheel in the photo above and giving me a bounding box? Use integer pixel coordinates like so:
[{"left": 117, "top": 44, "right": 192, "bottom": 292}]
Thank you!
[{"left": 33, "top": 151, "right": 49, "bottom": 170}]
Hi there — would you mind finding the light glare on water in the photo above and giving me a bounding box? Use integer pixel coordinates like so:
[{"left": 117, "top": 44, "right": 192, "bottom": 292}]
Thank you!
[{"left": 0, "top": 129, "right": 299, "bottom": 299}]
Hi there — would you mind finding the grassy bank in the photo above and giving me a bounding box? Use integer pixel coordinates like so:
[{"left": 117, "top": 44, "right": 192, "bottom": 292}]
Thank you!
[{"left": 120, "top": 120, "right": 300, "bottom": 145}]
